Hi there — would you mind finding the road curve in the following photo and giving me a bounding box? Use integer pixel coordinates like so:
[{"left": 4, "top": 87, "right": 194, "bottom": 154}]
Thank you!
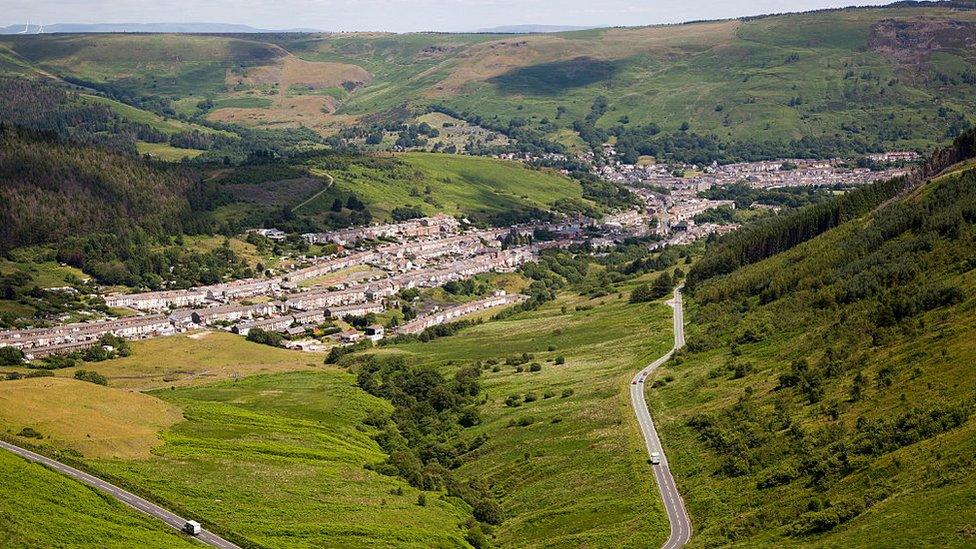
[
  {"left": 630, "top": 286, "right": 692, "bottom": 549},
  {"left": 0, "top": 440, "right": 241, "bottom": 549}
]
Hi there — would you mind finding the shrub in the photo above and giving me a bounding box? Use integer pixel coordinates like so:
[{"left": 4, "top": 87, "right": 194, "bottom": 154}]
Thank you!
[
  {"left": 17, "top": 427, "right": 43, "bottom": 439},
  {"left": 561, "top": 388, "right": 575, "bottom": 398},
  {"left": 529, "top": 362, "right": 542, "bottom": 372},
  {"left": 555, "top": 356, "right": 565, "bottom": 365},
  {"left": 73, "top": 369, "right": 107, "bottom": 386},
  {"left": 524, "top": 392, "right": 538, "bottom": 402},
  {"left": 473, "top": 498, "right": 503, "bottom": 525},
  {"left": 466, "top": 525, "right": 489, "bottom": 549}
]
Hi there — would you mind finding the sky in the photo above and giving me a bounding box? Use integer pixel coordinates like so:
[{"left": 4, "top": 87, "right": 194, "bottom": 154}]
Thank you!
[{"left": 3, "top": 0, "right": 896, "bottom": 33}]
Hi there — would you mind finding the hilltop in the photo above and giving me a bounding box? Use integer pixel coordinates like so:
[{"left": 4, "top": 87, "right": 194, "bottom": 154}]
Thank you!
[{"left": 1, "top": 3, "right": 974, "bottom": 159}]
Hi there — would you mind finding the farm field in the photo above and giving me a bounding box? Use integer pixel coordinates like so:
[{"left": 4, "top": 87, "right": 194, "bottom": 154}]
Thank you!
[
  {"left": 0, "top": 377, "right": 182, "bottom": 459},
  {"left": 54, "top": 331, "right": 320, "bottom": 391},
  {"left": 135, "top": 141, "right": 205, "bottom": 161}
]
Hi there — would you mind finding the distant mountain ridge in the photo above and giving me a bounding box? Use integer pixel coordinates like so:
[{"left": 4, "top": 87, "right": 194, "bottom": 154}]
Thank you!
[
  {"left": 0, "top": 22, "right": 321, "bottom": 34},
  {"left": 474, "top": 24, "right": 594, "bottom": 33}
]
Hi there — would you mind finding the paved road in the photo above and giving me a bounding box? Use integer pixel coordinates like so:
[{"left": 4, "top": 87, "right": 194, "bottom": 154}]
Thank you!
[
  {"left": 0, "top": 440, "right": 241, "bottom": 549},
  {"left": 630, "top": 286, "right": 692, "bottom": 549}
]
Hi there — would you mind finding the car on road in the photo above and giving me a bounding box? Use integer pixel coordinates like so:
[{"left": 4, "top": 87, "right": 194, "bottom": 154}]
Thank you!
[
  {"left": 650, "top": 452, "right": 661, "bottom": 465},
  {"left": 183, "top": 521, "right": 202, "bottom": 536},
  {"left": 631, "top": 380, "right": 638, "bottom": 384}
]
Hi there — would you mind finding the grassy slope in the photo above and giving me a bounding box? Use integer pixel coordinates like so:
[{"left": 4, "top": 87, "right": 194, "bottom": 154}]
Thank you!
[
  {"left": 0, "top": 451, "right": 198, "bottom": 549},
  {"left": 374, "top": 285, "right": 674, "bottom": 547},
  {"left": 646, "top": 166, "right": 976, "bottom": 546},
  {"left": 303, "top": 152, "right": 586, "bottom": 220},
  {"left": 93, "top": 371, "right": 470, "bottom": 548},
  {"left": 55, "top": 332, "right": 320, "bottom": 391},
  {"left": 0, "top": 377, "right": 182, "bottom": 459}
]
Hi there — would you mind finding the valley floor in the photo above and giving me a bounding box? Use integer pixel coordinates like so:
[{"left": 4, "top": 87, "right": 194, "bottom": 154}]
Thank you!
[{"left": 0, "top": 287, "right": 675, "bottom": 547}]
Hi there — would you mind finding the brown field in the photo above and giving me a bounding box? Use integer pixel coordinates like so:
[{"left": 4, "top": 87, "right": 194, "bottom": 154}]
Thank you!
[
  {"left": 226, "top": 55, "right": 371, "bottom": 90},
  {"left": 0, "top": 377, "right": 182, "bottom": 459}
]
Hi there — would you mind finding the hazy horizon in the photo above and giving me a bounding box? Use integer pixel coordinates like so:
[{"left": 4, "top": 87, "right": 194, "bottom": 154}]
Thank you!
[{"left": 3, "top": 0, "right": 895, "bottom": 33}]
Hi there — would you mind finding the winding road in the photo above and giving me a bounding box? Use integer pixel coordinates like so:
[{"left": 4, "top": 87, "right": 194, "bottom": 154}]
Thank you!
[
  {"left": 630, "top": 286, "right": 692, "bottom": 549},
  {"left": 0, "top": 440, "right": 241, "bottom": 549}
]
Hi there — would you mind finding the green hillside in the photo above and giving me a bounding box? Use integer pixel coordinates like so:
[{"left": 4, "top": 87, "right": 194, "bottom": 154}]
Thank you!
[
  {"left": 0, "top": 450, "right": 197, "bottom": 548},
  {"left": 300, "top": 152, "right": 590, "bottom": 223},
  {"left": 645, "top": 142, "right": 976, "bottom": 546},
  {"left": 2, "top": 4, "right": 974, "bottom": 156}
]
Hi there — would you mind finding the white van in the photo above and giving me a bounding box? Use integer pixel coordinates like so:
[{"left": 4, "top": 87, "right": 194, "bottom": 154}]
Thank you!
[
  {"left": 650, "top": 452, "right": 661, "bottom": 465},
  {"left": 183, "top": 520, "right": 202, "bottom": 536}
]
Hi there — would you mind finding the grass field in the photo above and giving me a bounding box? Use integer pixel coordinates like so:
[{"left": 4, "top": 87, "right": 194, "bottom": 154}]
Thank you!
[
  {"left": 303, "top": 152, "right": 587, "bottom": 221},
  {"left": 135, "top": 141, "right": 205, "bottom": 161},
  {"left": 373, "top": 284, "right": 674, "bottom": 547},
  {"left": 92, "top": 371, "right": 471, "bottom": 548},
  {"left": 0, "top": 451, "right": 198, "bottom": 548},
  {"left": 83, "top": 94, "right": 226, "bottom": 136},
  {"left": 55, "top": 332, "right": 319, "bottom": 391},
  {"left": 0, "top": 378, "right": 182, "bottom": 459}
]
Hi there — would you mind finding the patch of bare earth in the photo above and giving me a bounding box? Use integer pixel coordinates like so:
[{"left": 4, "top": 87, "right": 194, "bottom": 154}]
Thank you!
[{"left": 869, "top": 18, "right": 976, "bottom": 64}]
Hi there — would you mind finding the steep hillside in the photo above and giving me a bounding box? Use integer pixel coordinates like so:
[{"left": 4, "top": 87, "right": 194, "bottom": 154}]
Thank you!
[
  {"left": 0, "top": 126, "right": 204, "bottom": 252},
  {"left": 2, "top": 4, "right": 974, "bottom": 156},
  {"left": 646, "top": 138, "right": 976, "bottom": 546}
]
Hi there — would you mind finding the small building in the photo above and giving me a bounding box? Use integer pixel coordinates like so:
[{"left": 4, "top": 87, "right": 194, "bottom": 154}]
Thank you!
[
  {"left": 338, "top": 330, "right": 362, "bottom": 344},
  {"left": 364, "top": 325, "right": 385, "bottom": 342}
]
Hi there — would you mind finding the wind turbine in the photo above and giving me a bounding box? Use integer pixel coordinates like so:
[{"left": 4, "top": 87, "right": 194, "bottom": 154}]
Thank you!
[
  {"left": 17, "top": 18, "right": 30, "bottom": 34},
  {"left": 36, "top": 19, "right": 44, "bottom": 34}
]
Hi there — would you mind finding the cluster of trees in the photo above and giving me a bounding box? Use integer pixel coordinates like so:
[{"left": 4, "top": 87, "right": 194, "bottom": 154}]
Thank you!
[
  {"left": 245, "top": 328, "right": 284, "bottom": 347},
  {"left": 691, "top": 130, "right": 976, "bottom": 289},
  {"left": 687, "top": 174, "right": 910, "bottom": 287},
  {"left": 73, "top": 369, "right": 108, "bottom": 386},
  {"left": 57, "top": 232, "right": 253, "bottom": 288},
  {"left": 630, "top": 271, "right": 679, "bottom": 303},
  {"left": 517, "top": 250, "right": 590, "bottom": 308},
  {"left": 168, "top": 130, "right": 236, "bottom": 151},
  {"left": 428, "top": 104, "right": 566, "bottom": 155},
  {"left": 0, "top": 77, "right": 163, "bottom": 154},
  {"left": 356, "top": 356, "right": 503, "bottom": 526},
  {"left": 700, "top": 183, "right": 835, "bottom": 210}
]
